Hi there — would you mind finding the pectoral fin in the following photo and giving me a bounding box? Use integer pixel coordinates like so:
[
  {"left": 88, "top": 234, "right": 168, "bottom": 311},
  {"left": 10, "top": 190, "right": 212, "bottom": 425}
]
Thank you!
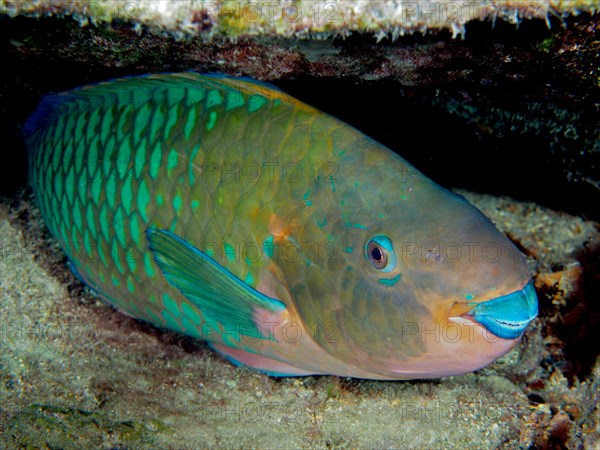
[{"left": 146, "top": 228, "right": 286, "bottom": 340}]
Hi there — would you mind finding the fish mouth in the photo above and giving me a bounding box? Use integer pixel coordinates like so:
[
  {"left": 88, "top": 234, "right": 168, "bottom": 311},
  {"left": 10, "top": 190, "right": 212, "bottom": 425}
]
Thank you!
[{"left": 449, "top": 280, "right": 538, "bottom": 340}]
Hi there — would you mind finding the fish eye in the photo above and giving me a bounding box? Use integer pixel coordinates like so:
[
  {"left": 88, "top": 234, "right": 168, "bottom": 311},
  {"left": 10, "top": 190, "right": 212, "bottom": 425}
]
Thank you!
[{"left": 365, "top": 236, "right": 397, "bottom": 273}]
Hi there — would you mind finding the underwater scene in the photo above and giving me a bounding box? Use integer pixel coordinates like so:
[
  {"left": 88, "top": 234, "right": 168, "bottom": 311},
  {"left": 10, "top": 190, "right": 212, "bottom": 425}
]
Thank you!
[{"left": 0, "top": 1, "right": 599, "bottom": 448}]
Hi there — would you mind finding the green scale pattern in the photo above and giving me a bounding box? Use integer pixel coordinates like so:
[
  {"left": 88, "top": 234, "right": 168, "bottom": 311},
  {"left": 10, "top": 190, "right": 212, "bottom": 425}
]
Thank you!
[
  {"left": 28, "top": 73, "right": 361, "bottom": 346},
  {"left": 27, "top": 72, "right": 533, "bottom": 380}
]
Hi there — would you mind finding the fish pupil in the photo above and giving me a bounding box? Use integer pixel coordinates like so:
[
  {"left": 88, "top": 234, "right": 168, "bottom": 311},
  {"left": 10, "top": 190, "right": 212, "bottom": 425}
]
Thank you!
[
  {"left": 366, "top": 241, "right": 388, "bottom": 269},
  {"left": 372, "top": 247, "right": 382, "bottom": 261}
]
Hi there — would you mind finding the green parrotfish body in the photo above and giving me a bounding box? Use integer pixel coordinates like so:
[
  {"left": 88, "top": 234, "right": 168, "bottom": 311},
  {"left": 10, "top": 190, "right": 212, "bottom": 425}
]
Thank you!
[{"left": 25, "top": 73, "right": 537, "bottom": 379}]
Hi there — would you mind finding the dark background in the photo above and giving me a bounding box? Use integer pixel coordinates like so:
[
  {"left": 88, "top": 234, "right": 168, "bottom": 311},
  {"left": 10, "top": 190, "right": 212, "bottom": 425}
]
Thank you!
[{"left": 1, "top": 13, "right": 599, "bottom": 221}]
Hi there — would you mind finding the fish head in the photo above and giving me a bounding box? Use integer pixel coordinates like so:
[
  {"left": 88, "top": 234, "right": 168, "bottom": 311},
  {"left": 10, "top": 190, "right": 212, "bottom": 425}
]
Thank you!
[{"left": 292, "top": 151, "right": 537, "bottom": 379}]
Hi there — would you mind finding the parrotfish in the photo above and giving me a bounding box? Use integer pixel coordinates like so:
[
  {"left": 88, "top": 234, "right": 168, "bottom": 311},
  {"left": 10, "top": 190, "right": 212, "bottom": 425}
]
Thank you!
[{"left": 25, "top": 73, "right": 537, "bottom": 379}]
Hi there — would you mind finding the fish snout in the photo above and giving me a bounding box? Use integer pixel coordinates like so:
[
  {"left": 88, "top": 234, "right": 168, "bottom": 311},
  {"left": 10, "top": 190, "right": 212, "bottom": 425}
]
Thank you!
[{"left": 454, "top": 281, "right": 538, "bottom": 339}]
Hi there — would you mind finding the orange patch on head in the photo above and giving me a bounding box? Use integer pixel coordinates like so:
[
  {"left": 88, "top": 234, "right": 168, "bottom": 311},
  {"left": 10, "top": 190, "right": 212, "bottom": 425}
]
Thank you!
[
  {"left": 448, "top": 301, "right": 475, "bottom": 318},
  {"left": 268, "top": 214, "right": 294, "bottom": 241}
]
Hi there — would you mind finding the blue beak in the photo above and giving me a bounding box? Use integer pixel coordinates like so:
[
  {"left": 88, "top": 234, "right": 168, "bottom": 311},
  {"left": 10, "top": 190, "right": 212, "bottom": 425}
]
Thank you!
[{"left": 468, "top": 280, "right": 538, "bottom": 339}]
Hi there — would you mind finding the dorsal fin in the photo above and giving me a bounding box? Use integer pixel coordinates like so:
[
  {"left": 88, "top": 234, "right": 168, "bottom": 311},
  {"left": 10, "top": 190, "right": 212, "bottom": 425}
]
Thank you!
[{"left": 24, "top": 72, "right": 297, "bottom": 142}]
